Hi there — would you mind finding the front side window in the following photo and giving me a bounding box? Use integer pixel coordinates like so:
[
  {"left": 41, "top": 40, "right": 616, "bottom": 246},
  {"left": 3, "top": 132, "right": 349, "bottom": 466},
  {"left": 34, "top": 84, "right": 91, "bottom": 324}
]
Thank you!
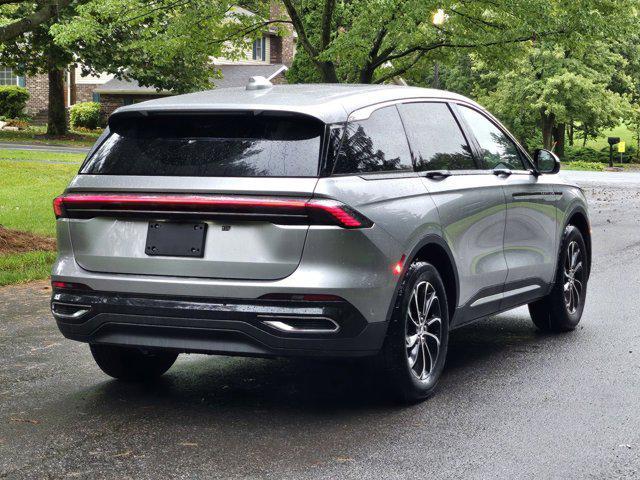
[
  {"left": 398, "top": 102, "right": 476, "bottom": 170},
  {"left": 82, "top": 113, "right": 323, "bottom": 177},
  {"left": 333, "top": 105, "right": 413, "bottom": 174},
  {"left": 459, "top": 106, "right": 526, "bottom": 170},
  {"left": 0, "top": 67, "right": 18, "bottom": 85}
]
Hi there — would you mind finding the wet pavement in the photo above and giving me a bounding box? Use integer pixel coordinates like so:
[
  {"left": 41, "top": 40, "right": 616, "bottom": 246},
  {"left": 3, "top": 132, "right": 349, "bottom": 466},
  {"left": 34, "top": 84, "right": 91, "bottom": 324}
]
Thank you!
[{"left": 1, "top": 174, "right": 639, "bottom": 479}]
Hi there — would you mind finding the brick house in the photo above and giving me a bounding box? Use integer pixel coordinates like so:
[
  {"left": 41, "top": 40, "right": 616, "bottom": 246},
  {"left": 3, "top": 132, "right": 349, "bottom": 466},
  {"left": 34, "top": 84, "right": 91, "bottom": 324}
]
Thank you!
[{"left": 0, "top": 5, "right": 295, "bottom": 122}]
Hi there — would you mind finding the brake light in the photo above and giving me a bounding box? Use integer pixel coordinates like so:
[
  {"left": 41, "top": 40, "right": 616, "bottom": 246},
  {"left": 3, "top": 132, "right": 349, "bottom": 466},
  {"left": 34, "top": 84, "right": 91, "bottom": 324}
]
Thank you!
[{"left": 52, "top": 193, "right": 373, "bottom": 229}]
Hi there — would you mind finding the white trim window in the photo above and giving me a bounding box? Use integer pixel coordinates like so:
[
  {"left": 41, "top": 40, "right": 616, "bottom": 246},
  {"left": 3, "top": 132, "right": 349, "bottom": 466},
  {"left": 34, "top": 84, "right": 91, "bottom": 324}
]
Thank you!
[
  {"left": 0, "top": 67, "right": 21, "bottom": 86},
  {"left": 252, "top": 37, "right": 266, "bottom": 61}
]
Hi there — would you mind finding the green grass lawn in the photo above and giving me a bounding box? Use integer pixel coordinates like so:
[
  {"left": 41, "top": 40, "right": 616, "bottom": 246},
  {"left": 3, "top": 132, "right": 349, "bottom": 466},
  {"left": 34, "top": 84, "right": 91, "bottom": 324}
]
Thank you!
[
  {"left": 0, "top": 251, "right": 58, "bottom": 286},
  {"left": 0, "top": 160, "right": 79, "bottom": 236},
  {"left": 0, "top": 125, "right": 101, "bottom": 148},
  {"left": 585, "top": 125, "right": 635, "bottom": 151},
  {"left": 0, "top": 149, "right": 86, "bottom": 163},
  {"left": 0, "top": 160, "right": 79, "bottom": 286}
]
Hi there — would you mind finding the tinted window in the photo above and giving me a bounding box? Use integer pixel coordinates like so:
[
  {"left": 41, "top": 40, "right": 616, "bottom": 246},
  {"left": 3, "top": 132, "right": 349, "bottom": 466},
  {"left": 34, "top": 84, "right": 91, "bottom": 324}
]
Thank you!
[
  {"left": 398, "top": 102, "right": 475, "bottom": 170},
  {"left": 333, "top": 105, "right": 412, "bottom": 174},
  {"left": 81, "top": 114, "right": 323, "bottom": 177},
  {"left": 459, "top": 106, "right": 526, "bottom": 170}
]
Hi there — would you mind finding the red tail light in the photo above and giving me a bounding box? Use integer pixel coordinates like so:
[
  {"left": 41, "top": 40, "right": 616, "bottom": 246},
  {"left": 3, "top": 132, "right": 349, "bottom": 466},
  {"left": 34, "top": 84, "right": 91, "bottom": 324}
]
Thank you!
[{"left": 52, "top": 193, "right": 373, "bottom": 229}]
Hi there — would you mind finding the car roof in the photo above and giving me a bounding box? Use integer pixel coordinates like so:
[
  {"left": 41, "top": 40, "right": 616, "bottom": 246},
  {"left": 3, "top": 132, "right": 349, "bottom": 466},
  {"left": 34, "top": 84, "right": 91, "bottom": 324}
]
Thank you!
[{"left": 111, "top": 84, "right": 482, "bottom": 124}]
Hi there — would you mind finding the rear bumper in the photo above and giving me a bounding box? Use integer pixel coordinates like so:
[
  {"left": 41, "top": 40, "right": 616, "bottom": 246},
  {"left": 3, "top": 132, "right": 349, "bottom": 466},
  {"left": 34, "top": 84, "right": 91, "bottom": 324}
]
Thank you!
[{"left": 52, "top": 289, "right": 388, "bottom": 358}]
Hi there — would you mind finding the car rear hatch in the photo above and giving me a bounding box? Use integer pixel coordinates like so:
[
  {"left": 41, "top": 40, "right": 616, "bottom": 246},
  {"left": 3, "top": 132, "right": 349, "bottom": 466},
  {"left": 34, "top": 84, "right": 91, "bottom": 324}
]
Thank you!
[{"left": 55, "top": 111, "right": 338, "bottom": 281}]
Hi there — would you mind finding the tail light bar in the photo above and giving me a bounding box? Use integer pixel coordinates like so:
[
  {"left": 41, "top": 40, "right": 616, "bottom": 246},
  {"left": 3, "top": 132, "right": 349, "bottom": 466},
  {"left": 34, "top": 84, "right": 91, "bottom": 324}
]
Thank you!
[{"left": 53, "top": 193, "right": 373, "bottom": 229}]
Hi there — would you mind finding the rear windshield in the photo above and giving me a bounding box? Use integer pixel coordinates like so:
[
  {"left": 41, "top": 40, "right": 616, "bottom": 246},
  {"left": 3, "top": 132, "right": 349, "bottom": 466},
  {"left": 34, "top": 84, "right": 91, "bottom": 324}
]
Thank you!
[{"left": 81, "top": 113, "right": 324, "bottom": 177}]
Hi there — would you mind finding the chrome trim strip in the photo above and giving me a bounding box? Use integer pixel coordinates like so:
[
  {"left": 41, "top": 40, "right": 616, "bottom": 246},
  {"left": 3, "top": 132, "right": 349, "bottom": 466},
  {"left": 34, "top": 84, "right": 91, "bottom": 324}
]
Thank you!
[
  {"left": 258, "top": 315, "right": 340, "bottom": 334},
  {"left": 51, "top": 302, "right": 91, "bottom": 320},
  {"left": 470, "top": 285, "right": 541, "bottom": 308}
]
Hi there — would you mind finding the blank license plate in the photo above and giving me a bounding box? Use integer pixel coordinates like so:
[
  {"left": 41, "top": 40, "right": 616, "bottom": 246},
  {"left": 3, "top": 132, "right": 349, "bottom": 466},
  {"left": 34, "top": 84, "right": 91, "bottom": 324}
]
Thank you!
[{"left": 145, "top": 222, "right": 207, "bottom": 257}]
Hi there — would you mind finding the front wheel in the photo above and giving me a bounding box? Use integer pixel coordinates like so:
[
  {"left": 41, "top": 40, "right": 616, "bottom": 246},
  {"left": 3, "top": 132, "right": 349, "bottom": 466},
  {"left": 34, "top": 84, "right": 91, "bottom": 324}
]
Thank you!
[
  {"left": 90, "top": 344, "right": 178, "bottom": 381},
  {"left": 379, "top": 262, "right": 450, "bottom": 402},
  {"left": 529, "top": 225, "right": 588, "bottom": 332}
]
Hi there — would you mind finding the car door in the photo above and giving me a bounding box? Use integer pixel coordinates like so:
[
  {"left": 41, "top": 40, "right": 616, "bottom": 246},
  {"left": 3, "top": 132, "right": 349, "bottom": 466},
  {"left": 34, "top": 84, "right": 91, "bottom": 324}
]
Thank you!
[
  {"left": 456, "top": 105, "right": 557, "bottom": 310},
  {"left": 398, "top": 101, "right": 509, "bottom": 325}
]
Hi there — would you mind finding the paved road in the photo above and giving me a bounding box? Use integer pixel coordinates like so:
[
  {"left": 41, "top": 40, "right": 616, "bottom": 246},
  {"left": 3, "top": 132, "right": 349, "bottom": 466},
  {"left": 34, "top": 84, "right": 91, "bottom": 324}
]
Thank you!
[
  {"left": 0, "top": 142, "right": 90, "bottom": 154},
  {"left": 1, "top": 174, "right": 639, "bottom": 479}
]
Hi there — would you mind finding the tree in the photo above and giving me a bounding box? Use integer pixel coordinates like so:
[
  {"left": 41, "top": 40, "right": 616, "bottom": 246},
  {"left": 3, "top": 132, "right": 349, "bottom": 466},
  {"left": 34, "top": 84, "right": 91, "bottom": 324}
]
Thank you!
[
  {"left": 474, "top": 41, "right": 632, "bottom": 157},
  {"left": 0, "top": 0, "right": 254, "bottom": 134},
  {"left": 281, "top": 0, "right": 636, "bottom": 86}
]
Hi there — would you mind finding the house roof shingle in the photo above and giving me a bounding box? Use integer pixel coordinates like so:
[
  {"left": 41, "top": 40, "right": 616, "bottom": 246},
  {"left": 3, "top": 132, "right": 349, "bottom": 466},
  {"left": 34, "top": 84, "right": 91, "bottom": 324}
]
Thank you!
[{"left": 95, "top": 64, "right": 288, "bottom": 94}]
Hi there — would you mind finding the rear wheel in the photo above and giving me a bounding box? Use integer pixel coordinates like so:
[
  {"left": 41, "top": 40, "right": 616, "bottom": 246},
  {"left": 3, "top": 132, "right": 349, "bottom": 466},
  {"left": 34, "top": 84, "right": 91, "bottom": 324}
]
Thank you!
[
  {"left": 529, "top": 225, "right": 588, "bottom": 332},
  {"left": 379, "top": 262, "right": 449, "bottom": 402},
  {"left": 90, "top": 344, "right": 178, "bottom": 381}
]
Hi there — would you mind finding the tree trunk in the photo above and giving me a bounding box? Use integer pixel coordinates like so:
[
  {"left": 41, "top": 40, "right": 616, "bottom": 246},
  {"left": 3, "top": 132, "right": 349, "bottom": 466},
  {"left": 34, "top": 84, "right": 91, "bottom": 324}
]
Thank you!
[
  {"left": 432, "top": 62, "right": 440, "bottom": 89},
  {"left": 317, "top": 60, "right": 339, "bottom": 83},
  {"left": 541, "top": 110, "right": 555, "bottom": 150},
  {"left": 568, "top": 121, "right": 574, "bottom": 146},
  {"left": 553, "top": 122, "right": 565, "bottom": 159},
  {"left": 46, "top": 66, "right": 67, "bottom": 136}
]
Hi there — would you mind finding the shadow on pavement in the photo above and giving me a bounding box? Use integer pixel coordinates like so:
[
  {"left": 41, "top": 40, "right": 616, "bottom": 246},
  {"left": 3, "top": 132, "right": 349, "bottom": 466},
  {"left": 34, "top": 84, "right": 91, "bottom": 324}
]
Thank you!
[{"left": 67, "top": 312, "right": 550, "bottom": 417}]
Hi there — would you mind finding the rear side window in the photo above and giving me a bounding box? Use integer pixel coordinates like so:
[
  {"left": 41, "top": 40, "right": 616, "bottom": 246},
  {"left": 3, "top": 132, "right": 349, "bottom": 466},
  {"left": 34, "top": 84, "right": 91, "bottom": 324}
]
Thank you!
[
  {"left": 398, "top": 102, "right": 476, "bottom": 171},
  {"left": 81, "top": 113, "right": 324, "bottom": 177},
  {"left": 332, "top": 105, "right": 412, "bottom": 174},
  {"left": 458, "top": 106, "right": 526, "bottom": 170}
]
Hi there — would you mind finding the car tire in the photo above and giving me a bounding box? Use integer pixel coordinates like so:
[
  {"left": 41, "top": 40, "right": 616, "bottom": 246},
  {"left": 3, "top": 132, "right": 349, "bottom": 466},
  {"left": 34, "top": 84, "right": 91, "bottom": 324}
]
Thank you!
[
  {"left": 379, "top": 261, "right": 450, "bottom": 403},
  {"left": 90, "top": 344, "right": 178, "bottom": 381},
  {"left": 528, "top": 225, "right": 588, "bottom": 332}
]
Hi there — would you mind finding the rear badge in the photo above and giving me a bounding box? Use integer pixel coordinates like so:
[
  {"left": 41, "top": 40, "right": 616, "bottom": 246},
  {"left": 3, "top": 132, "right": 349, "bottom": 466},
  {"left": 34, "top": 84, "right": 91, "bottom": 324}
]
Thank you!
[{"left": 222, "top": 225, "right": 231, "bottom": 231}]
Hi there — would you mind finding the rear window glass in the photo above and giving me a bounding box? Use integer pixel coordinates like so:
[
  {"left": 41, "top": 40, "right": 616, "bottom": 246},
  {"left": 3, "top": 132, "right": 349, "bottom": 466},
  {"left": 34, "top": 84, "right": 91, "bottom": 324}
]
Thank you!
[
  {"left": 332, "top": 105, "right": 413, "bottom": 174},
  {"left": 81, "top": 113, "right": 324, "bottom": 177}
]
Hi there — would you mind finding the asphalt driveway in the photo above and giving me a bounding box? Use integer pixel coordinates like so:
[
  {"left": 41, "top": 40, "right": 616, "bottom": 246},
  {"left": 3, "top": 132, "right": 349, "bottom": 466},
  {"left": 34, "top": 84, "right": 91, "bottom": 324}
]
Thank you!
[{"left": 1, "top": 172, "right": 639, "bottom": 479}]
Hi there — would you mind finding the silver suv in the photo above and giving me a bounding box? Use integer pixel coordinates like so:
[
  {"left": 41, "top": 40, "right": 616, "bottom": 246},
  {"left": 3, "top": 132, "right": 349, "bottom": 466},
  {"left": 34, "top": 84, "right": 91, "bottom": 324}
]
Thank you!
[{"left": 51, "top": 82, "right": 590, "bottom": 401}]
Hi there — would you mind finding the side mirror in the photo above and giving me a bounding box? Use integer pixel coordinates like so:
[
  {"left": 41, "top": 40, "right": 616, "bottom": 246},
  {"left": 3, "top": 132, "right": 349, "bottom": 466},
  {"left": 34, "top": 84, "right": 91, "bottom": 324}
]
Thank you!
[{"left": 533, "top": 149, "right": 560, "bottom": 174}]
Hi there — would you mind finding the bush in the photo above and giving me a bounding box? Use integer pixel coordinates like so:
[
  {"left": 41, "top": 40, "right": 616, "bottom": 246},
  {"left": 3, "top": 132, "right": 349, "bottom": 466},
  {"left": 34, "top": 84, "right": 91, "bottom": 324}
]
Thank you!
[
  {"left": 69, "top": 102, "right": 102, "bottom": 130},
  {"left": 563, "top": 144, "right": 639, "bottom": 164},
  {"left": 0, "top": 86, "right": 29, "bottom": 118}
]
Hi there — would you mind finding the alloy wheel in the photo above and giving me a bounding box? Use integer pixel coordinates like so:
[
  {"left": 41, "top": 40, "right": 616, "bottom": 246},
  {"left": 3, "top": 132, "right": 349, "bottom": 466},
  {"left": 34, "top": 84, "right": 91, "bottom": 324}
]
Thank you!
[
  {"left": 563, "top": 240, "right": 584, "bottom": 314},
  {"left": 405, "top": 281, "right": 442, "bottom": 381}
]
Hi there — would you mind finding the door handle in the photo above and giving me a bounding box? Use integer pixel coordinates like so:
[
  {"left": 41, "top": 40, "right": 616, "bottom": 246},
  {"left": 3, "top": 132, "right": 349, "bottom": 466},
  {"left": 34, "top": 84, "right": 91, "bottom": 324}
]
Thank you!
[
  {"left": 424, "top": 170, "right": 451, "bottom": 179},
  {"left": 493, "top": 168, "right": 512, "bottom": 177}
]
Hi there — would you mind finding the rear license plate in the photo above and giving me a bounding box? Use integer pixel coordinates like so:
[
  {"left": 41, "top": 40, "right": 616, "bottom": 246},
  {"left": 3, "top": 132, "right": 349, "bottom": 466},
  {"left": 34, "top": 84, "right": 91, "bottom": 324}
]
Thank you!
[{"left": 145, "top": 222, "right": 207, "bottom": 257}]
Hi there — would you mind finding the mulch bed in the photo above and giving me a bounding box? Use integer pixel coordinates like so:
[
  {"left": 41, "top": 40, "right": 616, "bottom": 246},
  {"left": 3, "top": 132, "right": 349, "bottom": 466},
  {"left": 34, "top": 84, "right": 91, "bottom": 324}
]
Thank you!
[{"left": 0, "top": 226, "right": 56, "bottom": 255}]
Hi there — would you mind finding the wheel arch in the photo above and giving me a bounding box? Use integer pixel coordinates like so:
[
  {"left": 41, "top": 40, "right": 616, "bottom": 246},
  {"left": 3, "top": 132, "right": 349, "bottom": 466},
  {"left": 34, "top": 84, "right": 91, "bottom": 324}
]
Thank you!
[
  {"left": 564, "top": 206, "right": 591, "bottom": 278},
  {"left": 385, "top": 235, "right": 459, "bottom": 326}
]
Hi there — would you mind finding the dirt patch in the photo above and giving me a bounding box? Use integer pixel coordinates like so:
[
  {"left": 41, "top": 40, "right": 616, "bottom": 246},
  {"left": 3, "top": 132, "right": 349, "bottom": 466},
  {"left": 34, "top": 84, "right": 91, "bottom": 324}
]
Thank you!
[{"left": 0, "top": 226, "right": 55, "bottom": 254}]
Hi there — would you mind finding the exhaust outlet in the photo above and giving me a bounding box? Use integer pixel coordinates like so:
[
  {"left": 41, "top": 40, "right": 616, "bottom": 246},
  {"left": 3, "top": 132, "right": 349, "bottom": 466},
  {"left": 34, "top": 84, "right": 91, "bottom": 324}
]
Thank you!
[
  {"left": 258, "top": 315, "right": 340, "bottom": 334},
  {"left": 51, "top": 302, "right": 91, "bottom": 321}
]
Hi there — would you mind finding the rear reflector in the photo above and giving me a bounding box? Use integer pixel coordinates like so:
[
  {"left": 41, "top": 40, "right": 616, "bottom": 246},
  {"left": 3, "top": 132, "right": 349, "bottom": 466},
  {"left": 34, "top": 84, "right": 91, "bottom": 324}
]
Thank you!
[
  {"left": 53, "top": 193, "right": 373, "bottom": 229},
  {"left": 259, "top": 293, "right": 344, "bottom": 302},
  {"left": 51, "top": 281, "right": 91, "bottom": 291}
]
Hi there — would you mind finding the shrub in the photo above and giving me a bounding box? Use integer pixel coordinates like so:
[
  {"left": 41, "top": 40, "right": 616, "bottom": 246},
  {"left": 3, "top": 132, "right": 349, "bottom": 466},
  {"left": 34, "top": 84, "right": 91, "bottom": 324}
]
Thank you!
[
  {"left": 0, "top": 86, "right": 29, "bottom": 118},
  {"left": 563, "top": 144, "right": 639, "bottom": 164},
  {"left": 70, "top": 102, "right": 102, "bottom": 130}
]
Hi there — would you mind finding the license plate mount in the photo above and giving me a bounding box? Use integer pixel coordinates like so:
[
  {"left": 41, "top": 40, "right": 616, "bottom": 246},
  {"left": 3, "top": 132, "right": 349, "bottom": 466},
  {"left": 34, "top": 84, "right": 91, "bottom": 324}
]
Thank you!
[{"left": 145, "top": 222, "right": 207, "bottom": 258}]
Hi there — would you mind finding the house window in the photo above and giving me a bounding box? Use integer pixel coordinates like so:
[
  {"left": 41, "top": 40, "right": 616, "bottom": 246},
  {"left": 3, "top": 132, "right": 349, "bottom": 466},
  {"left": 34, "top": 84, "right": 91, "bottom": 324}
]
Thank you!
[
  {"left": 0, "top": 67, "right": 19, "bottom": 85},
  {"left": 252, "top": 37, "right": 266, "bottom": 61}
]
